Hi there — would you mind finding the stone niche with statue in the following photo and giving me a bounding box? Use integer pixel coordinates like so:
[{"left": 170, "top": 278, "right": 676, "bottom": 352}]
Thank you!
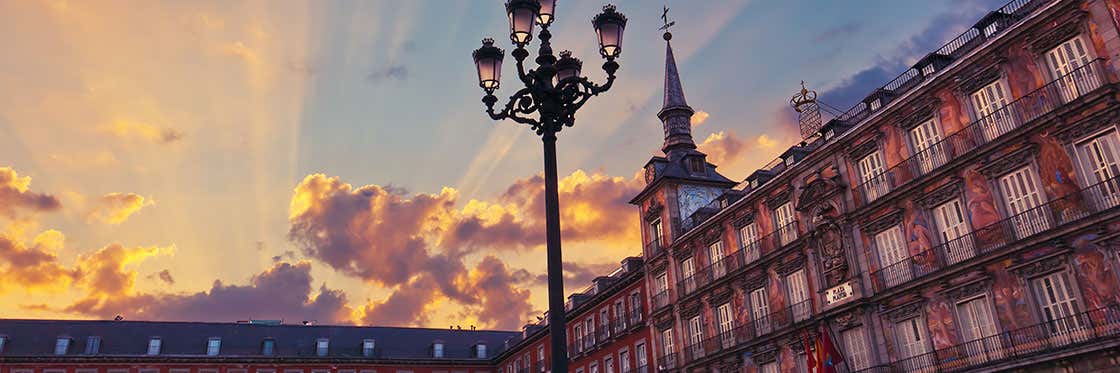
[{"left": 795, "top": 164, "right": 859, "bottom": 308}]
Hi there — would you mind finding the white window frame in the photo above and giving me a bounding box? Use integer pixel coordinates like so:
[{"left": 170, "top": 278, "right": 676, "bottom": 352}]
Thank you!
[
  {"left": 1031, "top": 271, "right": 1084, "bottom": 339},
  {"left": 649, "top": 218, "right": 663, "bottom": 247},
  {"left": 956, "top": 295, "right": 1005, "bottom": 363},
  {"left": 998, "top": 166, "right": 1050, "bottom": 238},
  {"left": 738, "top": 222, "right": 760, "bottom": 263},
  {"left": 1045, "top": 35, "right": 1096, "bottom": 102},
  {"left": 54, "top": 337, "right": 70, "bottom": 355},
  {"left": 716, "top": 303, "right": 734, "bottom": 348},
  {"left": 687, "top": 316, "right": 703, "bottom": 356},
  {"left": 750, "top": 287, "right": 771, "bottom": 334},
  {"left": 896, "top": 317, "right": 931, "bottom": 359},
  {"left": 910, "top": 117, "right": 947, "bottom": 174},
  {"left": 858, "top": 151, "right": 889, "bottom": 202},
  {"left": 148, "top": 337, "right": 162, "bottom": 355},
  {"left": 660, "top": 328, "right": 674, "bottom": 357},
  {"left": 1075, "top": 129, "right": 1120, "bottom": 209},
  {"left": 774, "top": 202, "right": 798, "bottom": 245},
  {"left": 317, "top": 338, "right": 330, "bottom": 357},
  {"left": 842, "top": 327, "right": 871, "bottom": 370},
  {"left": 207, "top": 337, "right": 221, "bottom": 356},
  {"left": 364, "top": 339, "right": 376, "bottom": 357},
  {"left": 709, "top": 241, "right": 726, "bottom": 278},
  {"left": 933, "top": 198, "right": 974, "bottom": 264},
  {"left": 620, "top": 348, "right": 631, "bottom": 373},
  {"left": 970, "top": 79, "right": 1016, "bottom": 141},
  {"left": 875, "top": 226, "right": 911, "bottom": 287},
  {"left": 785, "top": 269, "right": 811, "bottom": 322},
  {"left": 680, "top": 257, "right": 696, "bottom": 294},
  {"left": 605, "top": 355, "right": 615, "bottom": 373},
  {"left": 636, "top": 341, "right": 648, "bottom": 369}
]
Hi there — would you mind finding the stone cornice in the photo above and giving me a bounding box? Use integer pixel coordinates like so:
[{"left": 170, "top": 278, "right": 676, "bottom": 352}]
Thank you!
[
  {"left": 979, "top": 143, "right": 1037, "bottom": 178},
  {"left": 917, "top": 179, "right": 964, "bottom": 208},
  {"left": 848, "top": 136, "right": 881, "bottom": 161},
  {"left": 1027, "top": 10, "right": 1089, "bottom": 54},
  {"left": 1053, "top": 108, "right": 1120, "bottom": 144},
  {"left": 1010, "top": 248, "right": 1071, "bottom": 277},
  {"left": 863, "top": 209, "right": 904, "bottom": 235}
]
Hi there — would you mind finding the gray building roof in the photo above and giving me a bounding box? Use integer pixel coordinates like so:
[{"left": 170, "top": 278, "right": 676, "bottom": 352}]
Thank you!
[{"left": 0, "top": 319, "right": 518, "bottom": 362}]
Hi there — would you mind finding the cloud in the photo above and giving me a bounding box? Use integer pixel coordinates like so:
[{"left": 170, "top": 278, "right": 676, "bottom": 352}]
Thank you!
[
  {"left": 756, "top": 134, "right": 779, "bottom": 149},
  {"left": 691, "top": 110, "right": 711, "bottom": 126},
  {"left": 99, "top": 120, "right": 185, "bottom": 144},
  {"left": 86, "top": 192, "right": 154, "bottom": 225},
  {"left": 367, "top": 65, "right": 408, "bottom": 83},
  {"left": 814, "top": 22, "right": 862, "bottom": 43},
  {"left": 700, "top": 131, "right": 749, "bottom": 166},
  {"left": 531, "top": 261, "right": 620, "bottom": 293},
  {"left": 149, "top": 269, "right": 175, "bottom": 285},
  {"left": 222, "top": 41, "right": 259, "bottom": 65},
  {"left": 0, "top": 230, "right": 75, "bottom": 293},
  {"left": 0, "top": 167, "right": 62, "bottom": 218}
]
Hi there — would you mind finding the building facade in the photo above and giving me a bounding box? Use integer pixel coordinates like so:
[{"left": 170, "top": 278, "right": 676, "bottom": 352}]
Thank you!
[{"left": 5, "top": 0, "right": 1120, "bottom": 372}]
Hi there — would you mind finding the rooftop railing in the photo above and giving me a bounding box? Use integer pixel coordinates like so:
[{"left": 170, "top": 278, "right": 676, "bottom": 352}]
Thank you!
[
  {"left": 855, "top": 58, "right": 1106, "bottom": 206},
  {"left": 891, "top": 304, "right": 1120, "bottom": 372},
  {"left": 872, "top": 173, "right": 1120, "bottom": 292}
]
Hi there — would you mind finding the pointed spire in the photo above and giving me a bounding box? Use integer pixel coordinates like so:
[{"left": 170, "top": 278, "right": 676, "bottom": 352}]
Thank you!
[{"left": 658, "top": 30, "right": 697, "bottom": 155}]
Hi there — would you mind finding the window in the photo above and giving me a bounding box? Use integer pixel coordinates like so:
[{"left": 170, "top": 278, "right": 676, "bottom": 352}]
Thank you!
[
  {"left": 590, "top": 361, "right": 599, "bottom": 373},
  {"left": 971, "top": 79, "right": 1015, "bottom": 141},
  {"left": 207, "top": 337, "right": 222, "bottom": 356},
  {"left": 750, "top": 288, "right": 771, "bottom": 334},
  {"left": 921, "top": 64, "right": 936, "bottom": 77},
  {"left": 636, "top": 342, "right": 648, "bottom": 368},
  {"left": 575, "top": 324, "right": 584, "bottom": 352},
  {"left": 649, "top": 218, "right": 663, "bottom": 247},
  {"left": 477, "top": 343, "right": 487, "bottom": 358},
  {"left": 620, "top": 349, "right": 631, "bottom": 373},
  {"left": 760, "top": 362, "right": 778, "bottom": 373},
  {"left": 433, "top": 342, "right": 444, "bottom": 358},
  {"left": 364, "top": 339, "right": 376, "bottom": 357},
  {"left": 869, "top": 98, "right": 882, "bottom": 111},
  {"left": 140, "top": 369, "right": 159, "bottom": 373},
  {"left": 896, "top": 317, "right": 930, "bottom": 359},
  {"left": 537, "top": 345, "right": 545, "bottom": 370},
  {"left": 738, "top": 222, "right": 760, "bottom": 263},
  {"left": 660, "top": 328, "right": 674, "bottom": 357},
  {"left": 655, "top": 273, "right": 669, "bottom": 295},
  {"left": 784, "top": 156, "right": 796, "bottom": 168},
  {"left": 605, "top": 356, "right": 614, "bottom": 373},
  {"left": 680, "top": 257, "right": 696, "bottom": 294},
  {"left": 934, "top": 198, "right": 974, "bottom": 264},
  {"left": 957, "top": 296, "right": 1004, "bottom": 361},
  {"left": 614, "top": 301, "right": 626, "bottom": 330},
  {"left": 148, "top": 337, "right": 162, "bottom": 355},
  {"left": 786, "top": 269, "right": 811, "bottom": 322},
  {"left": 688, "top": 158, "right": 705, "bottom": 174},
  {"left": 600, "top": 308, "right": 610, "bottom": 335},
  {"left": 1076, "top": 130, "right": 1120, "bottom": 209},
  {"left": 910, "top": 117, "right": 947, "bottom": 173},
  {"left": 0, "top": 335, "right": 6, "bottom": 352},
  {"left": 54, "top": 337, "right": 70, "bottom": 355},
  {"left": 630, "top": 292, "right": 643, "bottom": 321},
  {"left": 709, "top": 241, "right": 726, "bottom": 277},
  {"left": 875, "top": 226, "right": 911, "bottom": 287},
  {"left": 85, "top": 336, "right": 101, "bottom": 354},
  {"left": 687, "top": 316, "right": 703, "bottom": 355},
  {"left": 585, "top": 318, "right": 595, "bottom": 346},
  {"left": 263, "top": 338, "right": 276, "bottom": 356},
  {"left": 1031, "top": 271, "right": 1084, "bottom": 337},
  {"left": 998, "top": 166, "right": 1049, "bottom": 238},
  {"left": 774, "top": 202, "right": 797, "bottom": 245},
  {"left": 576, "top": 368, "right": 584, "bottom": 373},
  {"left": 715, "top": 303, "right": 734, "bottom": 347},
  {"left": 858, "top": 151, "right": 889, "bottom": 202},
  {"left": 315, "top": 338, "right": 329, "bottom": 356},
  {"left": 1046, "top": 35, "right": 1095, "bottom": 102},
  {"left": 842, "top": 327, "right": 870, "bottom": 370}
]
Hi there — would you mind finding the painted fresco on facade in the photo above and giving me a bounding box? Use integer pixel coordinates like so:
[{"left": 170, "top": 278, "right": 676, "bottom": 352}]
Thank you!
[
  {"left": 925, "top": 291, "right": 960, "bottom": 352},
  {"left": 1035, "top": 132, "right": 1084, "bottom": 209},
  {"left": 733, "top": 287, "right": 751, "bottom": 340},
  {"left": 963, "top": 166, "right": 1004, "bottom": 248},
  {"left": 904, "top": 201, "right": 936, "bottom": 268},
  {"left": 881, "top": 124, "right": 912, "bottom": 183},
  {"left": 767, "top": 267, "right": 787, "bottom": 325},
  {"left": 988, "top": 259, "right": 1033, "bottom": 331},
  {"left": 1071, "top": 233, "right": 1120, "bottom": 310},
  {"left": 701, "top": 296, "right": 716, "bottom": 340},
  {"left": 1005, "top": 41, "right": 1045, "bottom": 99},
  {"left": 935, "top": 89, "right": 970, "bottom": 137},
  {"left": 779, "top": 345, "right": 796, "bottom": 372}
]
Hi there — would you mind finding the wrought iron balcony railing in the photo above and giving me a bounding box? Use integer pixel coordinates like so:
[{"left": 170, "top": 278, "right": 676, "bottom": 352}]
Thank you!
[
  {"left": 872, "top": 173, "right": 1120, "bottom": 292},
  {"left": 658, "top": 353, "right": 679, "bottom": 371},
  {"left": 890, "top": 304, "right": 1120, "bottom": 372},
  {"left": 652, "top": 289, "right": 672, "bottom": 311},
  {"left": 598, "top": 324, "right": 611, "bottom": 342},
  {"left": 629, "top": 308, "right": 643, "bottom": 326},
  {"left": 612, "top": 316, "right": 628, "bottom": 334},
  {"left": 635, "top": 364, "right": 648, "bottom": 373},
  {"left": 680, "top": 300, "right": 816, "bottom": 365},
  {"left": 676, "top": 223, "right": 801, "bottom": 301},
  {"left": 855, "top": 58, "right": 1107, "bottom": 206},
  {"left": 645, "top": 240, "right": 664, "bottom": 258}
]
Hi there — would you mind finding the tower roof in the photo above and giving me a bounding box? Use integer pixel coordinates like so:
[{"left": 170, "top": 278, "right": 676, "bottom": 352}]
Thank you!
[{"left": 658, "top": 32, "right": 698, "bottom": 155}]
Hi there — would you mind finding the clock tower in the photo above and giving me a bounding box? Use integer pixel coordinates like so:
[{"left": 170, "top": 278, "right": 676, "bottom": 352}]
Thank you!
[{"left": 629, "top": 27, "right": 735, "bottom": 257}]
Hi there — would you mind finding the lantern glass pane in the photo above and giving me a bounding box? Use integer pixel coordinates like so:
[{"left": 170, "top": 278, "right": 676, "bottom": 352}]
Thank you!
[
  {"left": 509, "top": 8, "right": 535, "bottom": 44},
  {"left": 537, "top": 0, "right": 555, "bottom": 25},
  {"left": 597, "top": 23, "right": 621, "bottom": 57}
]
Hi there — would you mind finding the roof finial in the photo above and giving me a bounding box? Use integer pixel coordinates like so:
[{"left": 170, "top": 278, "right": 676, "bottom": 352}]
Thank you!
[{"left": 659, "top": 5, "right": 675, "bottom": 41}]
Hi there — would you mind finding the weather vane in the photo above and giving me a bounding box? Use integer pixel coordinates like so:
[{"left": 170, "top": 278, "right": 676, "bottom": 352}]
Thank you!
[{"left": 659, "top": 5, "right": 675, "bottom": 32}]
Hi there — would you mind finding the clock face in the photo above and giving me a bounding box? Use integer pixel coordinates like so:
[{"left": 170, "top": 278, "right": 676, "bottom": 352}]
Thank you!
[{"left": 645, "top": 165, "right": 656, "bottom": 183}]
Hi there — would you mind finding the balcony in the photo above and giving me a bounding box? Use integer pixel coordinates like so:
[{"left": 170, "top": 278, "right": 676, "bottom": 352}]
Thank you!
[
  {"left": 584, "top": 334, "right": 596, "bottom": 350},
  {"left": 629, "top": 309, "right": 643, "bottom": 326},
  {"left": 855, "top": 59, "right": 1107, "bottom": 208},
  {"left": 872, "top": 174, "right": 1120, "bottom": 292},
  {"left": 652, "top": 290, "right": 672, "bottom": 311},
  {"left": 635, "top": 365, "right": 648, "bottom": 373},
  {"left": 569, "top": 341, "right": 582, "bottom": 355},
  {"left": 598, "top": 325, "right": 611, "bottom": 342},
  {"left": 680, "top": 300, "right": 817, "bottom": 365},
  {"left": 612, "top": 316, "right": 628, "bottom": 334},
  {"left": 645, "top": 240, "right": 664, "bottom": 258},
  {"left": 658, "top": 353, "right": 679, "bottom": 371},
  {"left": 890, "top": 305, "right": 1120, "bottom": 372}
]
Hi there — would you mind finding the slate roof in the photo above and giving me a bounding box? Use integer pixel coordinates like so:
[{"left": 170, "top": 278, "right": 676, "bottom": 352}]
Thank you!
[{"left": 0, "top": 319, "right": 518, "bottom": 361}]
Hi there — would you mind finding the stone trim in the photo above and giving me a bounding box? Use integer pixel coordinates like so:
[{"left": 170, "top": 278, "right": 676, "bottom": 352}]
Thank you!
[
  {"left": 732, "top": 210, "right": 757, "bottom": 228},
  {"left": 765, "top": 189, "right": 793, "bottom": 209},
  {"left": 1010, "top": 248, "right": 1071, "bottom": 278},
  {"left": 744, "top": 273, "right": 768, "bottom": 291},
  {"left": 918, "top": 179, "right": 963, "bottom": 208},
  {"left": 1028, "top": 14, "right": 1087, "bottom": 54},
  {"left": 956, "top": 64, "right": 1003, "bottom": 95},
  {"left": 751, "top": 345, "right": 778, "bottom": 364},
  {"left": 654, "top": 316, "right": 674, "bottom": 330},
  {"left": 672, "top": 245, "right": 695, "bottom": 261},
  {"left": 711, "top": 286, "right": 733, "bottom": 306},
  {"left": 834, "top": 310, "right": 863, "bottom": 331},
  {"left": 896, "top": 97, "right": 941, "bottom": 131},
  {"left": 680, "top": 300, "right": 702, "bottom": 318},
  {"left": 1054, "top": 109, "right": 1120, "bottom": 144},
  {"left": 849, "top": 137, "right": 880, "bottom": 161},
  {"left": 942, "top": 278, "right": 991, "bottom": 302},
  {"left": 978, "top": 144, "right": 1037, "bottom": 178},
  {"left": 644, "top": 201, "right": 664, "bottom": 222},
  {"left": 863, "top": 209, "right": 904, "bottom": 235},
  {"left": 883, "top": 300, "right": 925, "bottom": 322},
  {"left": 703, "top": 227, "right": 723, "bottom": 246},
  {"left": 776, "top": 253, "right": 808, "bottom": 276}
]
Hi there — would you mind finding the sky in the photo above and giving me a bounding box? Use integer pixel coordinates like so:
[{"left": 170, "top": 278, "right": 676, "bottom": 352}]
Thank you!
[{"left": 0, "top": 0, "right": 1006, "bottom": 330}]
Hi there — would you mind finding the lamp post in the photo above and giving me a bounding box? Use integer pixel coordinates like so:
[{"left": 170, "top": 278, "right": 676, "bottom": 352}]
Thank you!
[{"left": 472, "top": 2, "right": 626, "bottom": 373}]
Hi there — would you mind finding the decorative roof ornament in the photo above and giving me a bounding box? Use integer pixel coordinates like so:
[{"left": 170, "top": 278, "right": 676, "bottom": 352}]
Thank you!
[{"left": 791, "top": 81, "right": 822, "bottom": 140}]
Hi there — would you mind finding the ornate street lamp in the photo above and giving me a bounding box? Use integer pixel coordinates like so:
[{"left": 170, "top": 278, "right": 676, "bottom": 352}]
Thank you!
[{"left": 472, "top": 2, "right": 625, "bottom": 373}]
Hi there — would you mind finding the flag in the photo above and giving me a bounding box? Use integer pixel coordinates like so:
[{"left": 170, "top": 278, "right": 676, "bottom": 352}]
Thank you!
[
  {"left": 818, "top": 324, "right": 844, "bottom": 373},
  {"left": 803, "top": 332, "right": 817, "bottom": 373}
]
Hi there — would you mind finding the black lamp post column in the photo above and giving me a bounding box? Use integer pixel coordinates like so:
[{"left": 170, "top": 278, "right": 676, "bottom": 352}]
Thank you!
[{"left": 472, "top": 3, "right": 626, "bottom": 373}]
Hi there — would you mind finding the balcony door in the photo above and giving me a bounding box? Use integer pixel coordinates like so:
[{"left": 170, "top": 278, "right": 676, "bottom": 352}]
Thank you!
[
  {"left": 774, "top": 202, "right": 797, "bottom": 245},
  {"left": 1076, "top": 130, "right": 1120, "bottom": 209},
  {"left": 750, "top": 288, "right": 771, "bottom": 335},
  {"left": 1031, "top": 271, "right": 1085, "bottom": 344},
  {"left": 687, "top": 316, "right": 704, "bottom": 358},
  {"left": 785, "top": 269, "right": 811, "bottom": 322},
  {"left": 858, "top": 151, "right": 889, "bottom": 202},
  {"left": 716, "top": 303, "right": 734, "bottom": 348},
  {"left": 681, "top": 258, "right": 696, "bottom": 294},
  {"left": 875, "top": 226, "right": 911, "bottom": 287},
  {"left": 709, "top": 241, "right": 726, "bottom": 278},
  {"left": 933, "top": 198, "right": 974, "bottom": 264},
  {"left": 1045, "top": 36, "right": 1094, "bottom": 103},
  {"left": 971, "top": 80, "right": 1015, "bottom": 141},
  {"left": 957, "top": 296, "right": 1004, "bottom": 364},
  {"left": 998, "top": 167, "right": 1050, "bottom": 239},
  {"left": 739, "top": 223, "right": 760, "bottom": 263},
  {"left": 910, "top": 118, "right": 947, "bottom": 174}
]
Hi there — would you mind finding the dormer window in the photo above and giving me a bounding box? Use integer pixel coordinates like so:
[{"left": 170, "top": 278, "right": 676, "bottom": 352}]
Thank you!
[
  {"left": 363, "top": 339, "right": 376, "bottom": 357},
  {"left": 206, "top": 337, "right": 221, "bottom": 356},
  {"left": 784, "top": 156, "right": 795, "bottom": 167},
  {"left": 476, "top": 343, "right": 488, "bottom": 358},
  {"left": 85, "top": 336, "right": 101, "bottom": 355},
  {"left": 433, "top": 342, "right": 444, "bottom": 358},
  {"left": 824, "top": 128, "right": 836, "bottom": 140},
  {"left": 869, "top": 98, "right": 882, "bottom": 111},
  {"left": 316, "top": 338, "right": 329, "bottom": 357},
  {"left": 0, "top": 335, "right": 6, "bottom": 353},
  {"left": 261, "top": 339, "right": 276, "bottom": 356},
  {"left": 921, "top": 64, "right": 935, "bottom": 77},
  {"left": 688, "top": 157, "right": 705, "bottom": 174},
  {"left": 54, "top": 337, "right": 71, "bottom": 355},
  {"left": 147, "top": 337, "right": 162, "bottom": 355}
]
